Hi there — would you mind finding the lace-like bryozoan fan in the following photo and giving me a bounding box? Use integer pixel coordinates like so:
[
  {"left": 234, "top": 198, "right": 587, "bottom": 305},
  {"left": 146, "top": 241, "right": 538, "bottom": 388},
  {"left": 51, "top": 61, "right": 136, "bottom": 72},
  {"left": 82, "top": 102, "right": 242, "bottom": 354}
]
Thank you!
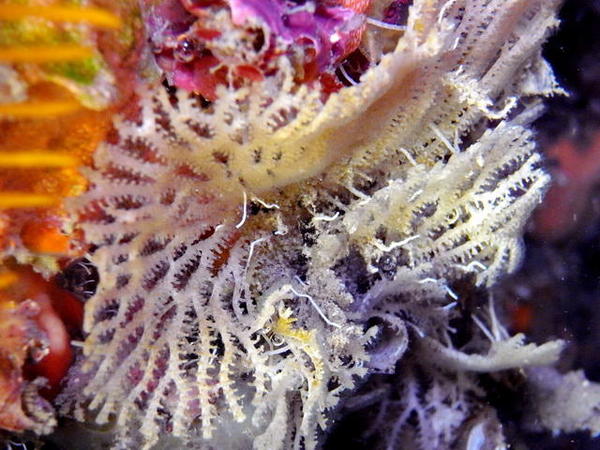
[{"left": 60, "top": 0, "right": 562, "bottom": 448}]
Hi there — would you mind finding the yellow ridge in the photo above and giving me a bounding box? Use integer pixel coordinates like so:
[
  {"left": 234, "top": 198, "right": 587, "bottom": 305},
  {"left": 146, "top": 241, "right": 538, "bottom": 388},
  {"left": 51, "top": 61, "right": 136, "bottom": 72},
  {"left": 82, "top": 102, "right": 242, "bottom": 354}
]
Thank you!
[
  {"left": 0, "top": 5, "right": 122, "bottom": 29},
  {"left": 0, "top": 101, "right": 82, "bottom": 118},
  {"left": 0, "top": 192, "right": 58, "bottom": 209},
  {"left": 0, "top": 44, "right": 94, "bottom": 63},
  {"left": 0, "top": 152, "right": 78, "bottom": 168}
]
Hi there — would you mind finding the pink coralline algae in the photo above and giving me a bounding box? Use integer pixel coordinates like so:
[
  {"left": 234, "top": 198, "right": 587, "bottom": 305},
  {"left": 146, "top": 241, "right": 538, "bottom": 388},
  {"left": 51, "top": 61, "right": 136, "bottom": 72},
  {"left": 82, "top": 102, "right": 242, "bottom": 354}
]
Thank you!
[{"left": 145, "top": 0, "right": 371, "bottom": 100}]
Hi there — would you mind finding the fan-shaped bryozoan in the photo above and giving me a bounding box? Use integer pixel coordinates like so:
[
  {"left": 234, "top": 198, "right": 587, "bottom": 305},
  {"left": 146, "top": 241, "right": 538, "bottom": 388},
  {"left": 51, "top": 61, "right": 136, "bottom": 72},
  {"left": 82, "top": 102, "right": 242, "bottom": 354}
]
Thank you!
[{"left": 59, "top": 0, "right": 563, "bottom": 448}]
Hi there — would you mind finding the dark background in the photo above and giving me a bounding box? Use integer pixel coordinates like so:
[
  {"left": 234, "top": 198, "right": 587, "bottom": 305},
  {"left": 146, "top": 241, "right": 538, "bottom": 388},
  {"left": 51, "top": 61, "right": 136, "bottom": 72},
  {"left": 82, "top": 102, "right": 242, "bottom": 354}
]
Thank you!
[{"left": 326, "top": 1, "right": 600, "bottom": 448}]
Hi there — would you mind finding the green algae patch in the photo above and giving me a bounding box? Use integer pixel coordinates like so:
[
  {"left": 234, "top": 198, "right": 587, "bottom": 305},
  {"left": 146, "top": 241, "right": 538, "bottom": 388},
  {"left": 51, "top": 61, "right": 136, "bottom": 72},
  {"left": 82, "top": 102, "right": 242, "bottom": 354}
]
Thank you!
[{"left": 44, "top": 56, "right": 101, "bottom": 85}]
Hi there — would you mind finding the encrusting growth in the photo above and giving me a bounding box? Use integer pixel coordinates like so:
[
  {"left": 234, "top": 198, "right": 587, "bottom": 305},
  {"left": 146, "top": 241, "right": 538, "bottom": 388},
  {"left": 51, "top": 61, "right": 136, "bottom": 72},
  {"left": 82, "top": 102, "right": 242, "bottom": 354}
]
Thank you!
[{"left": 55, "top": 0, "right": 573, "bottom": 448}]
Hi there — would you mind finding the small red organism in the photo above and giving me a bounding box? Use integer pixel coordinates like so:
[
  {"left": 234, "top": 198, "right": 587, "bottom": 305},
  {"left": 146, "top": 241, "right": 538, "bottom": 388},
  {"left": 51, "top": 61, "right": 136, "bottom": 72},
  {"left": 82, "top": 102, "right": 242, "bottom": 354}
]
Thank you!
[{"left": 507, "top": 302, "right": 534, "bottom": 334}]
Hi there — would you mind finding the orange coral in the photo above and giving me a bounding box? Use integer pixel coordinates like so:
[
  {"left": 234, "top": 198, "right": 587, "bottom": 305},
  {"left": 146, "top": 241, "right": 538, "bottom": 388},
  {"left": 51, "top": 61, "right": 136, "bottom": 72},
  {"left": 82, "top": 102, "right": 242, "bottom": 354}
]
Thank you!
[
  {"left": 0, "top": 82, "right": 112, "bottom": 257},
  {"left": 0, "top": 1, "right": 127, "bottom": 436},
  {"left": 0, "top": 0, "right": 134, "bottom": 259}
]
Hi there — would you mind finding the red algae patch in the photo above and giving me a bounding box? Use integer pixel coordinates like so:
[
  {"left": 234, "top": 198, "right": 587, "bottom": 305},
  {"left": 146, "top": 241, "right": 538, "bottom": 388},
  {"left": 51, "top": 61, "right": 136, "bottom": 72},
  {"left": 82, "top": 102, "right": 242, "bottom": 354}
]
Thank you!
[{"left": 145, "top": 0, "right": 370, "bottom": 99}]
